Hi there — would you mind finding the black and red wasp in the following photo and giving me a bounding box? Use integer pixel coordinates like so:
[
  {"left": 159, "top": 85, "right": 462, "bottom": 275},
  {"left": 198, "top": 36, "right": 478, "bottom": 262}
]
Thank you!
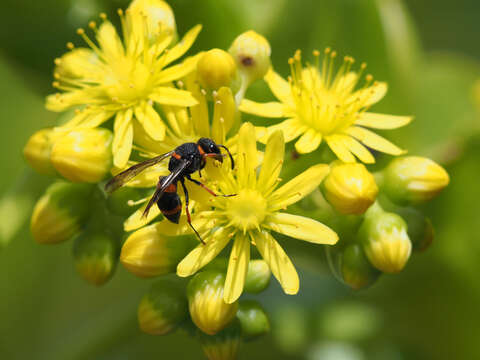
[{"left": 105, "top": 138, "right": 235, "bottom": 244}]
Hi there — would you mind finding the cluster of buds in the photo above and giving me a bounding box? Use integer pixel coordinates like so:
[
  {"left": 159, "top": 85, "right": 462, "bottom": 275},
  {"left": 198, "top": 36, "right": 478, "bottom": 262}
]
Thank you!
[{"left": 320, "top": 156, "right": 449, "bottom": 289}]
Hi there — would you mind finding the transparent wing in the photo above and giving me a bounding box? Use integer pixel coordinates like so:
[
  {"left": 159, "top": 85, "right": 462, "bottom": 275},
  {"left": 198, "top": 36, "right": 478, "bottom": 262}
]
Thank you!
[
  {"left": 105, "top": 151, "right": 174, "bottom": 194},
  {"left": 142, "top": 159, "right": 191, "bottom": 217}
]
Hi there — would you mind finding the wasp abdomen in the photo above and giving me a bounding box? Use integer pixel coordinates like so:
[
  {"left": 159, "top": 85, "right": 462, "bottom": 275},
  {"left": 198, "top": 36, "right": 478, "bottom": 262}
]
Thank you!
[{"left": 157, "top": 180, "right": 181, "bottom": 223}]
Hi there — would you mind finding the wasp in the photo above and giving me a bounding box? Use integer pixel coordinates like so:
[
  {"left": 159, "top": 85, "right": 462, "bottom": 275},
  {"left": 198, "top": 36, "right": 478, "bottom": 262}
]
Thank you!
[{"left": 105, "top": 138, "right": 235, "bottom": 244}]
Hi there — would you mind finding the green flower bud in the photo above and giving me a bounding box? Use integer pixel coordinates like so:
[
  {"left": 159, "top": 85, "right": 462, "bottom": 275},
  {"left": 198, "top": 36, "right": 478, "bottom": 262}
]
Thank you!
[
  {"left": 360, "top": 204, "right": 412, "bottom": 273},
  {"left": 121, "top": 223, "right": 197, "bottom": 278},
  {"left": 73, "top": 231, "right": 118, "bottom": 286},
  {"left": 197, "top": 49, "right": 237, "bottom": 90},
  {"left": 322, "top": 162, "right": 378, "bottom": 215},
  {"left": 138, "top": 279, "right": 188, "bottom": 335},
  {"left": 341, "top": 244, "right": 380, "bottom": 290},
  {"left": 236, "top": 300, "right": 270, "bottom": 340},
  {"left": 244, "top": 260, "right": 271, "bottom": 294},
  {"left": 381, "top": 156, "right": 450, "bottom": 205},
  {"left": 106, "top": 186, "right": 145, "bottom": 216},
  {"left": 128, "top": 0, "right": 177, "bottom": 40},
  {"left": 229, "top": 31, "right": 271, "bottom": 86},
  {"left": 396, "top": 208, "right": 434, "bottom": 252},
  {"left": 23, "top": 128, "right": 59, "bottom": 176},
  {"left": 31, "top": 181, "right": 92, "bottom": 244},
  {"left": 187, "top": 271, "right": 238, "bottom": 335},
  {"left": 199, "top": 320, "right": 242, "bottom": 360},
  {"left": 51, "top": 128, "right": 113, "bottom": 183}
]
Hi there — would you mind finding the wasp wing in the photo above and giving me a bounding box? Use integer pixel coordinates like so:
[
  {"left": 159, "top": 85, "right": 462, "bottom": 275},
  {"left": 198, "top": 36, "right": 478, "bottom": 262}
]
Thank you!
[
  {"left": 142, "top": 159, "right": 191, "bottom": 218},
  {"left": 105, "top": 151, "right": 174, "bottom": 194}
]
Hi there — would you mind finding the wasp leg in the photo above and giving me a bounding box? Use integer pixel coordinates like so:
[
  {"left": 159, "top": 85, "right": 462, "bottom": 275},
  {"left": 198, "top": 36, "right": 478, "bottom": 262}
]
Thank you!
[
  {"left": 186, "top": 175, "right": 236, "bottom": 197},
  {"left": 180, "top": 179, "right": 205, "bottom": 245}
]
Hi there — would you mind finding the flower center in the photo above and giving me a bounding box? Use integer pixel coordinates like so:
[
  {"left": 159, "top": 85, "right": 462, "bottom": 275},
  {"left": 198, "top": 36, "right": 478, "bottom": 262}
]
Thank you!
[
  {"left": 226, "top": 189, "right": 268, "bottom": 232},
  {"left": 104, "top": 57, "right": 153, "bottom": 103}
]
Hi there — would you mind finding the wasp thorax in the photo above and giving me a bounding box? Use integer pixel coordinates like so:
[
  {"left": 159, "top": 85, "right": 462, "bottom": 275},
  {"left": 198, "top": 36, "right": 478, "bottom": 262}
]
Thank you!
[{"left": 226, "top": 189, "right": 267, "bottom": 231}]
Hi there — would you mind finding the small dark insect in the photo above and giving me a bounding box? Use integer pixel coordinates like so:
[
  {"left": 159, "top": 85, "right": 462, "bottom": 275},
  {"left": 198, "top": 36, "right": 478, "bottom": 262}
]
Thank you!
[{"left": 105, "top": 138, "right": 235, "bottom": 244}]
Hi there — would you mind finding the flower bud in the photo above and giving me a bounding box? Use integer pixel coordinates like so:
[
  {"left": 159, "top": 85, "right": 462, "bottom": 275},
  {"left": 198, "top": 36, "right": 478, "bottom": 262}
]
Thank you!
[
  {"left": 396, "top": 208, "right": 434, "bottom": 252},
  {"left": 121, "top": 223, "right": 197, "bottom": 278},
  {"left": 31, "top": 181, "right": 92, "bottom": 244},
  {"left": 197, "top": 49, "right": 237, "bottom": 90},
  {"left": 199, "top": 320, "right": 241, "bottom": 360},
  {"left": 341, "top": 243, "right": 380, "bottom": 290},
  {"left": 236, "top": 300, "right": 270, "bottom": 340},
  {"left": 106, "top": 186, "right": 145, "bottom": 216},
  {"left": 128, "top": 0, "right": 177, "bottom": 40},
  {"left": 381, "top": 156, "right": 450, "bottom": 205},
  {"left": 360, "top": 205, "right": 412, "bottom": 273},
  {"left": 73, "top": 231, "right": 118, "bottom": 286},
  {"left": 23, "top": 128, "right": 58, "bottom": 176},
  {"left": 322, "top": 163, "right": 378, "bottom": 215},
  {"left": 244, "top": 260, "right": 271, "bottom": 294},
  {"left": 51, "top": 128, "right": 113, "bottom": 183},
  {"left": 229, "top": 31, "right": 271, "bottom": 85},
  {"left": 138, "top": 279, "right": 188, "bottom": 335},
  {"left": 187, "top": 271, "right": 238, "bottom": 335}
]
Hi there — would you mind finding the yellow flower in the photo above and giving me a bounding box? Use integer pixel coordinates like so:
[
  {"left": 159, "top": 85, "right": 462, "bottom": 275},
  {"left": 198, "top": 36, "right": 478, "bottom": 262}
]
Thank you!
[
  {"left": 175, "top": 123, "right": 338, "bottom": 303},
  {"left": 47, "top": 1, "right": 202, "bottom": 168},
  {"left": 240, "top": 49, "right": 412, "bottom": 163}
]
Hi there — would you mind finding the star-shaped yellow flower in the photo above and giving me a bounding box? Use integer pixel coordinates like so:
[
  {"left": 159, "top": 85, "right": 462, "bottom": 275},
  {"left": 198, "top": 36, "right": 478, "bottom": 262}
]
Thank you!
[
  {"left": 47, "top": 1, "right": 202, "bottom": 168},
  {"left": 240, "top": 49, "right": 412, "bottom": 163}
]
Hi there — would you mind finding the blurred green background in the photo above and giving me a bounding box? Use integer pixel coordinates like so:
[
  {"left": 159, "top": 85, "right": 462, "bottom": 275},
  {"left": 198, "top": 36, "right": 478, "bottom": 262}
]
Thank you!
[{"left": 1, "top": 0, "right": 479, "bottom": 359}]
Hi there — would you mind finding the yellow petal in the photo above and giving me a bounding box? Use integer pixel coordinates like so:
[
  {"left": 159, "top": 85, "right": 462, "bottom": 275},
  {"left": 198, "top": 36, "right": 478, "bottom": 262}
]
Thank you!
[
  {"left": 113, "top": 109, "right": 133, "bottom": 168},
  {"left": 257, "top": 118, "right": 306, "bottom": 143},
  {"left": 294, "top": 128, "right": 322, "bottom": 154},
  {"left": 183, "top": 72, "right": 209, "bottom": 137},
  {"left": 124, "top": 201, "right": 161, "bottom": 232},
  {"left": 339, "top": 135, "right": 375, "bottom": 163},
  {"left": 258, "top": 130, "right": 285, "bottom": 194},
  {"left": 97, "top": 21, "right": 124, "bottom": 60},
  {"left": 236, "top": 122, "right": 258, "bottom": 188},
  {"left": 177, "top": 227, "right": 231, "bottom": 277},
  {"left": 269, "top": 164, "right": 330, "bottom": 210},
  {"left": 78, "top": 111, "right": 115, "bottom": 128},
  {"left": 212, "top": 87, "right": 235, "bottom": 143},
  {"left": 224, "top": 234, "right": 250, "bottom": 304},
  {"left": 265, "top": 213, "right": 338, "bottom": 245},
  {"left": 150, "top": 86, "right": 198, "bottom": 107},
  {"left": 355, "top": 112, "right": 413, "bottom": 129},
  {"left": 239, "top": 99, "right": 292, "bottom": 118},
  {"left": 326, "top": 135, "right": 356, "bottom": 163},
  {"left": 254, "top": 230, "right": 299, "bottom": 295},
  {"left": 161, "top": 24, "right": 202, "bottom": 67},
  {"left": 264, "top": 68, "right": 293, "bottom": 104},
  {"left": 46, "top": 90, "right": 89, "bottom": 112},
  {"left": 134, "top": 103, "right": 166, "bottom": 141},
  {"left": 346, "top": 126, "right": 406, "bottom": 156},
  {"left": 352, "top": 82, "right": 387, "bottom": 107},
  {"left": 156, "top": 54, "right": 200, "bottom": 84}
]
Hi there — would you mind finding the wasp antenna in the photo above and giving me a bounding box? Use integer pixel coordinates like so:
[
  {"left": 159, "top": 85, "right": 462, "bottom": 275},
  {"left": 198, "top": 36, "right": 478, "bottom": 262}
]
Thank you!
[{"left": 219, "top": 145, "right": 235, "bottom": 170}]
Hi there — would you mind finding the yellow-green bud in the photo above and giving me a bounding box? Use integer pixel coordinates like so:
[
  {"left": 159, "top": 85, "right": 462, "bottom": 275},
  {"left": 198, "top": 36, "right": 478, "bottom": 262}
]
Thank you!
[
  {"left": 120, "top": 223, "right": 197, "bottom": 278},
  {"left": 106, "top": 186, "right": 145, "bottom": 216},
  {"left": 360, "top": 205, "right": 412, "bottom": 273},
  {"left": 55, "top": 48, "right": 100, "bottom": 79},
  {"left": 31, "top": 181, "right": 92, "bottom": 244},
  {"left": 199, "top": 321, "right": 241, "bottom": 360},
  {"left": 73, "top": 232, "right": 118, "bottom": 286},
  {"left": 128, "top": 0, "right": 177, "bottom": 40},
  {"left": 396, "top": 208, "right": 434, "bottom": 252},
  {"left": 244, "top": 260, "right": 271, "bottom": 294},
  {"left": 138, "top": 279, "right": 188, "bottom": 335},
  {"left": 381, "top": 156, "right": 450, "bottom": 205},
  {"left": 187, "top": 271, "right": 238, "bottom": 335},
  {"left": 23, "top": 128, "right": 59, "bottom": 176},
  {"left": 229, "top": 31, "right": 271, "bottom": 85},
  {"left": 51, "top": 128, "right": 113, "bottom": 183},
  {"left": 341, "top": 244, "right": 380, "bottom": 290},
  {"left": 197, "top": 49, "right": 237, "bottom": 90},
  {"left": 322, "top": 162, "right": 378, "bottom": 215},
  {"left": 236, "top": 300, "right": 270, "bottom": 340}
]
